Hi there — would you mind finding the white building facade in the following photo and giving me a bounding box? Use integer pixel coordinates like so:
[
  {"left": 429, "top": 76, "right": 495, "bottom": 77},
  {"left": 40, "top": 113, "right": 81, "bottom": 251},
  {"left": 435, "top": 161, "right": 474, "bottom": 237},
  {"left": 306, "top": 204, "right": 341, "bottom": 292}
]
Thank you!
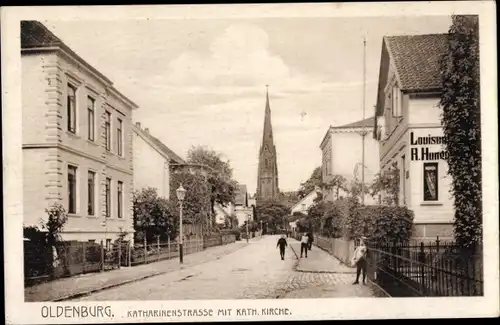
[
  {"left": 319, "top": 117, "right": 380, "bottom": 204},
  {"left": 22, "top": 21, "right": 137, "bottom": 245},
  {"left": 373, "top": 34, "right": 454, "bottom": 242},
  {"left": 132, "top": 122, "right": 185, "bottom": 199}
]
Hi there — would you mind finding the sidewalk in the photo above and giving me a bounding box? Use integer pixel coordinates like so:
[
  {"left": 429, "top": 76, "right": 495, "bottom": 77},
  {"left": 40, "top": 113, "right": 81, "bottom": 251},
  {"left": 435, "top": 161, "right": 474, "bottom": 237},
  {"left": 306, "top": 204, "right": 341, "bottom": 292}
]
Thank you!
[
  {"left": 25, "top": 240, "right": 250, "bottom": 302},
  {"left": 288, "top": 239, "right": 388, "bottom": 298},
  {"left": 289, "top": 241, "right": 355, "bottom": 274}
]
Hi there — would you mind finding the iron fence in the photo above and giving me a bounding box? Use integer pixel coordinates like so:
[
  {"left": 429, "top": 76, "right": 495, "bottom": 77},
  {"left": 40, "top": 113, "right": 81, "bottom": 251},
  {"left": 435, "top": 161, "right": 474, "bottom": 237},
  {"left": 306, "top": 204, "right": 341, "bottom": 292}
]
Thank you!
[
  {"left": 24, "top": 234, "right": 236, "bottom": 286},
  {"left": 367, "top": 239, "right": 483, "bottom": 297}
]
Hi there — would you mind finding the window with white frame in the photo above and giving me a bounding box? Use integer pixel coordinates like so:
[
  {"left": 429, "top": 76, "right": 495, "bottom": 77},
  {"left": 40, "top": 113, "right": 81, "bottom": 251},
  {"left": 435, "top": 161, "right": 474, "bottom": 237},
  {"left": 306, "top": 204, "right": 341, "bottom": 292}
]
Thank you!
[
  {"left": 87, "top": 171, "right": 96, "bottom": 216},
  {"left": 67, "top": 84, "right": 77, "bottom": 133},
  {"left": 87, "top": 96, "right": 95, "bottom": 141},
  {"left": 105, "top": 177, "right": 111, "bottom": 217},
  {"left": 117, "top": 181, "right": 123, "bottom": 218},
  {"left": 392, "top": 85, "right": 403, "bottom": 117},
  {"left": 423, "top": 163, "right": 439, "bottom": 201},
  {"left": 105, "top": 111, "right": 111, "bottom": 151},
  {"left": 68, "top": 165, "right": 77, "bottom": 214},
  {"left": 117, "top": 118, "right": 123, "bottom": 156}
]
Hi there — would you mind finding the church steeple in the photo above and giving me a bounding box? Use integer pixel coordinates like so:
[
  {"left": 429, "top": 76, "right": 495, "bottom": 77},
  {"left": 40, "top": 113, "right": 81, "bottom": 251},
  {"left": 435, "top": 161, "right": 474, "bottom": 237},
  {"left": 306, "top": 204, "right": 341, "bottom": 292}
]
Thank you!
[
  {"left": 256, "top": 85, "right": 279, "bottom": 205},
  {"left": 261, "top": 85, "right": 274, "bottom": 148}
]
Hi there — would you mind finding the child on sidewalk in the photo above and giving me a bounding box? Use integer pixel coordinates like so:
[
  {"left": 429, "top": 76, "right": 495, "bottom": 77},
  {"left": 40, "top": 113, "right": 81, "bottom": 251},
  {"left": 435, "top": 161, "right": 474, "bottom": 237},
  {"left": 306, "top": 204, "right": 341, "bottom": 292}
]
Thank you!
[{"left": 351, "top": 236, "right": 368, "bottom": 285}]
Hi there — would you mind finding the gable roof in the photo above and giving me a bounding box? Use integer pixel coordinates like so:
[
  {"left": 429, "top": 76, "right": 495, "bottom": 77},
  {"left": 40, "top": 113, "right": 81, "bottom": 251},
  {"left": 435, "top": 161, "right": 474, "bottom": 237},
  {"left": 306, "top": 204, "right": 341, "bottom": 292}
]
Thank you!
[
  {"left": 385, "top": 33, "right": 448, "bottom": 92},
  {"left": 21, "top": 20, "right": 63, "bottom": 48},
  {"left": 21, "top": 21, "right": 138, "bottom": 110},
  {"left": 133, "top": 124, "right": 185, "bottom": 164},
  {"left": 290, "top": 189, "right": 319, "bottom": 212},
  {"left": 332, "top": 116, "right": 375, "bottom": 130}
]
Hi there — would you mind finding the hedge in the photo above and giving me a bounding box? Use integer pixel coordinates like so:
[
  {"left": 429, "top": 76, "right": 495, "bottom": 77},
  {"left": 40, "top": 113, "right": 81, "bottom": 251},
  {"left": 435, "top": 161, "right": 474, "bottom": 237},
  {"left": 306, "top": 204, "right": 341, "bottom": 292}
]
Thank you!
[{"left": 346, "top": 205, "right": 414, "bottom": 244}]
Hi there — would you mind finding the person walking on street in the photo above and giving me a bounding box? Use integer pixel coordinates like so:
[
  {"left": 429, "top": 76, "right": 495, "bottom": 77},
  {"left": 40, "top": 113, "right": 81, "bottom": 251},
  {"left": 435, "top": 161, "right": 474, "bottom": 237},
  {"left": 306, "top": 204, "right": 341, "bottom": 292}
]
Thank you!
[
  {"left": 276, "top": 235, "right": 288, "bottom": 260},
  {"left": 300, "top": 233, "right": 309, "bottom": 258},
  {"left": 351, "top": 236, "right": 368, "bottom": 285},
  {"left": 307, "top": 231, "right": 314, "bottom": 250}
]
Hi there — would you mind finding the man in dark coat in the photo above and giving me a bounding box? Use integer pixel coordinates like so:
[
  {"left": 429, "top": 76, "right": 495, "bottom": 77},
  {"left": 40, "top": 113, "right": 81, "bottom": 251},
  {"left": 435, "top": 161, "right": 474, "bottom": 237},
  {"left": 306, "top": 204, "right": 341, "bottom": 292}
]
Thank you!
[
  {"left": 307, "top": 232, "right": 314, "bottom": 250},
  {"left": 276, "top": 235, "right": 288, "bottom": 260}
]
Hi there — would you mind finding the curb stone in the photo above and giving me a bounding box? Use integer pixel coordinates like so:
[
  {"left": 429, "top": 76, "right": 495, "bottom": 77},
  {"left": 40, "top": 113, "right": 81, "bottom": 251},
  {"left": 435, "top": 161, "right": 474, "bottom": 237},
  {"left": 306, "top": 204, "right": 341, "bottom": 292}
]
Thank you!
[
  {"left": 289, "top": 244, "right": 356, "bottom": 275},
  {"left": 51, "top": 243, "right": 249, "bottom": 302}
]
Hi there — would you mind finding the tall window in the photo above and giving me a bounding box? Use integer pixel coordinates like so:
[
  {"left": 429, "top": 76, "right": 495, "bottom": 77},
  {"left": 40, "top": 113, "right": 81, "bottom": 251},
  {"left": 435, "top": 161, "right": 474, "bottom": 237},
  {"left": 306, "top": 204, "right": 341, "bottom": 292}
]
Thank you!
[
  {"left": 105, "top": 111, "right": 111, "bottom": 151},
  {"left": 87, "top": 171, "right": 96, "bottom": 216},
  {"left": 117, "top": 118, "right": 123, "bottom": 156},
  {"left": 87, "top": 97, "right": 95, "bottom": 141},
  {"left": 117, "top": 181, "right": 123, "bottom": 218},
  {"left": 423, "top": 163, "right": 439, "bottom": 201},
  {"left": 68, "top": 165, "right": 77, "bottom": 214},
  {"left": 105, "top": 177, "right": 111, "bottom": 217},
  {"left": 67, "top": 84, "right": 77, "bottom": 133},
  {"left": 392, "top": 86, "right": 403, "bottom": 117}
]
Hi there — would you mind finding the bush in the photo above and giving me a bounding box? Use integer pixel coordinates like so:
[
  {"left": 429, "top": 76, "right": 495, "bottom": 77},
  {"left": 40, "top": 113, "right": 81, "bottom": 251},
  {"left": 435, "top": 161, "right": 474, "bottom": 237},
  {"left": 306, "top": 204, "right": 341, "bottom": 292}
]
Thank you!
[
  {"left": 222, "top": 228, "right": 241, "bottom": 241},
  {"left": 346, "top": 205, "right": 414, "bottom": 244},
  {"left": 321, "top": 199, "right": 350, "bottom": 238}
]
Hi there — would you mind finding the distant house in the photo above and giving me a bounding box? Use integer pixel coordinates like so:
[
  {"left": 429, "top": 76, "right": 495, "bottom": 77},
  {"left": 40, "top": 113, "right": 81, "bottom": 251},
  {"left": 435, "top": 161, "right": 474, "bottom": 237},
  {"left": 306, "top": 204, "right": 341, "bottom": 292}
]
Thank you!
[
  {"left": 214, "top": 203, "right": 232, "bottom": 227},
  {"left": 132, "top": 122, "right": 185, "bottom": 199},
  {"left": 290, "top": 187, "right": 321, "bottom": 215},
  {"left": 319, "top": 116, "right": 380, "bottom": 204},
  {"left": 233, "top": 184, "right": 254, "bottom": 227},
  {"left": 373, "top": 33, "right": 453, "bottom": 242}
]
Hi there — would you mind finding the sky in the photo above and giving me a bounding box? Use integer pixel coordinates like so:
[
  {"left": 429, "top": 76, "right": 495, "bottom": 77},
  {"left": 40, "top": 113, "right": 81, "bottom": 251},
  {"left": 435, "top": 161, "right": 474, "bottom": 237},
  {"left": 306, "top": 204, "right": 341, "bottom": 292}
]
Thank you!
[{"left": 45, "top": 15, "right": 452, "bottom": 193}]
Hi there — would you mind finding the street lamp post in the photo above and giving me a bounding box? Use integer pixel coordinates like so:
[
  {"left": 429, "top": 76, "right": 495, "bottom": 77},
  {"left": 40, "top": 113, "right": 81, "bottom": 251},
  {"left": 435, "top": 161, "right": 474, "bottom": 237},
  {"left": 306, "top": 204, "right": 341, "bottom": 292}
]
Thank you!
[
  {"left": 246, "top": 215, "right": 249, "bottom": 243},
  {"left": 176, "top": 184, "right": 187, "bottom": 264}
]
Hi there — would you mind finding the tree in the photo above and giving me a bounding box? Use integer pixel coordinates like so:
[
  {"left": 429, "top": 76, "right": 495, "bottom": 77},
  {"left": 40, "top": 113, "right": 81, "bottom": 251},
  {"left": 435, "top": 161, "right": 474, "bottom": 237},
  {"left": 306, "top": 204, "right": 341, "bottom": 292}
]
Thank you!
[
  {"left": 133, "top": 187, "right": 177, "bottom": 243},
  {"left": 255, "top": 199, "right": 291, "bottom": 233},
  {"left": 297, "top": 167, "right": 322, "bottom": 199},
  {"left": 322, "top": 174, "right": 348, "bottom": 200},
  {"left": 307, "top": 200, "right": 334, "bottom": 233},
  {"left": 186, "top": 146, "right": 238, "bottom": 218},
  {"left": 346, "top": 178, "right": 370, "bottom": 203},
  {"left": 439, "top": 15, "right": 481, "bottom": 248},
  {"left": 169, "top": 171, "right": 211, "bottom": 235},
  {"left": 40, "top": 203, "right": 68, "bottom": 249},
  {"left": 370, "top": 167, "right": 400, "bottom": 206}
]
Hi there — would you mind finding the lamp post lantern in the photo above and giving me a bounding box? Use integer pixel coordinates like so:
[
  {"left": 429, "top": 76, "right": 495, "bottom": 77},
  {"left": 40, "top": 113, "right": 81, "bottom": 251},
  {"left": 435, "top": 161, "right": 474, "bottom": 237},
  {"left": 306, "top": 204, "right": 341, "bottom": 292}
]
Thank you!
[{"left": 176, "top": 184, "right": 187, "bottom": 264}]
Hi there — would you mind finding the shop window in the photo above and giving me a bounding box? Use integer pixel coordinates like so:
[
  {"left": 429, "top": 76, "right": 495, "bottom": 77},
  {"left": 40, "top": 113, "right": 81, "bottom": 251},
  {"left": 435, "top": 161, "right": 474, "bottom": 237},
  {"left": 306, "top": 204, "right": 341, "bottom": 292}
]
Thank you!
[{"left": 423, "top": 163, "right": 439, "bottom": 201}]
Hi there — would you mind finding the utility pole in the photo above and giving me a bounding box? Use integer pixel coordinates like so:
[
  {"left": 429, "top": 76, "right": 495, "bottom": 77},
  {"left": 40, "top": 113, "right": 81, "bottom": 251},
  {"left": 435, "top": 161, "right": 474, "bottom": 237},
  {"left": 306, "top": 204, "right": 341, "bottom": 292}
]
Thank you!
[{"left": 361, "top": 36, "right": 367, "bottom": 205}]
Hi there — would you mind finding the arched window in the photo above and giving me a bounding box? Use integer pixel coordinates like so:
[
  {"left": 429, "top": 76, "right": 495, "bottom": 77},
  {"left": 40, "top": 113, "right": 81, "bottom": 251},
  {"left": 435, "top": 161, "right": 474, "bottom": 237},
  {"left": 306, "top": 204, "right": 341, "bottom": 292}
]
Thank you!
[{"left": 265, "top": 159, "right": 269, "bottom": 168}]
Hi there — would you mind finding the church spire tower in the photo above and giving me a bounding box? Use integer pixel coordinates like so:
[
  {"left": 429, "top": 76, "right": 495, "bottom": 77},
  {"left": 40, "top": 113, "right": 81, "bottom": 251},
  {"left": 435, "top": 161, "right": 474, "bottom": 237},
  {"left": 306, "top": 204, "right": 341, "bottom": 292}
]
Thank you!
[{"left": 256, "top": 85, "right": 279, "bottom": 205}]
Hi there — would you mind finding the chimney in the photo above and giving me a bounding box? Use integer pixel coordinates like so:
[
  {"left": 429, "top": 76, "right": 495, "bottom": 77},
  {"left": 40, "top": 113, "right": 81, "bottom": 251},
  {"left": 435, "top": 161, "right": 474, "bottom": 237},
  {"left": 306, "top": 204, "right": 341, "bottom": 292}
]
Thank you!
[
  {"left": 144, "top": 128, "right": 149, "bottom": 133},
  {"left": 135, "top": 122, "right": 141, "bottom": 128}
]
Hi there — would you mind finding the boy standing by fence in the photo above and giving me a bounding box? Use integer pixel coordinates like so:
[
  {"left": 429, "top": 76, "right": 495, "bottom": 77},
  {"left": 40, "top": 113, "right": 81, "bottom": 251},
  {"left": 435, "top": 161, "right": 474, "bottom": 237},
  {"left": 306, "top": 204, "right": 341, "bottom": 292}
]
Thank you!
[{"left": 351, "top": 236, "right": 368, "bottom": 285}]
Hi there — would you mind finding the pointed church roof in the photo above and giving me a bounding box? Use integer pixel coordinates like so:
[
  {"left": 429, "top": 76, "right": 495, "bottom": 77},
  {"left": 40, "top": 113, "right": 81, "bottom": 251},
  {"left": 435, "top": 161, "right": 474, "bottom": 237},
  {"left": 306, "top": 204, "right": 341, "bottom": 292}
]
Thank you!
[{"left": 261, "top": 85, "right": 275, "bottom": 149}]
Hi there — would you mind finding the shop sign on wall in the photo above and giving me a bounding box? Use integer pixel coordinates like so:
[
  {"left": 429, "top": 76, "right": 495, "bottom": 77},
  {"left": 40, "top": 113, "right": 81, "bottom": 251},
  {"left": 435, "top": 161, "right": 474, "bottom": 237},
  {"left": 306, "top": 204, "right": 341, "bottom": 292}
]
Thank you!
[{"left": 410, "top": 132, "right": 449, "bottom": 161}]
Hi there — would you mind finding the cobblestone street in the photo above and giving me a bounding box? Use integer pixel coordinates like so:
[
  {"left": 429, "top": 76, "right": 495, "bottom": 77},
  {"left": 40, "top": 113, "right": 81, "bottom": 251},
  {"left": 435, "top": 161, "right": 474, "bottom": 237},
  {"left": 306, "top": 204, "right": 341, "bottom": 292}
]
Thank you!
[{"left": 70, "top": 235, "right": 380, "bottom": 301}]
